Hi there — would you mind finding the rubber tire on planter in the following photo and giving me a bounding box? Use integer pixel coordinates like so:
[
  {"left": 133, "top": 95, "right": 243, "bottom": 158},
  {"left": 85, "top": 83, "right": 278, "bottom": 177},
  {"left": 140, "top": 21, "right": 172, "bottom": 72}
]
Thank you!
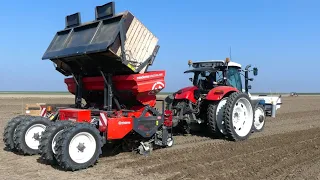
[
  {"left": 252, "top": 104, "right": 266, "bottom": 132},
  {"left": 3, "top": 115, "right": 33, "bottom": 151},
  {"left": 166, "top": 137, "right": 174, "bottom": 147},
  {"left": 223, "top": 92, "right": 254, "bottom": 141},
  {"left": 39, "top": 120, "right": 76, "bottom": 164},
  {"left": 13, "top": 116, "right": 52, "bottom": 155},
  {"left": 54, "top": 123, "right": 103, "bottom": 171}
]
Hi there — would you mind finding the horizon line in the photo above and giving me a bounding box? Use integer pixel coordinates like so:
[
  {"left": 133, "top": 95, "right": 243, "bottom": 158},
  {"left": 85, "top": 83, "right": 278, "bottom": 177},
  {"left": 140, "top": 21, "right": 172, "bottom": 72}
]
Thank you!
[{"left": 0, "top": 91, "right": 319, "bottom": 94}]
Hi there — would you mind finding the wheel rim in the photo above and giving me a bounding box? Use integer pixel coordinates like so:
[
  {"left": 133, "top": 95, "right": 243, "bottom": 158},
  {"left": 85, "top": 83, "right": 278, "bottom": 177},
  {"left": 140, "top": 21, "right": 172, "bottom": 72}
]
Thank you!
[
  {"left": 232, "top": 97, "right": 253, "bottom": 137},
  {"left": 68, "top": 132, "right": 96, "bottom": 164},
  {"left": 254, "top": 107, "right": 265, "bottom": 130},
  {"left": 216, "top": 98, "right": 228, "bottom": 135},
  {"left": 25, "top": 124, "right": 46, "bottom": 150},
  {"left": 167, "top": 138, "right": 173, "bottom": 147},
  {"left": 52, "top": 130, "right": 64, "bottom": 154}
]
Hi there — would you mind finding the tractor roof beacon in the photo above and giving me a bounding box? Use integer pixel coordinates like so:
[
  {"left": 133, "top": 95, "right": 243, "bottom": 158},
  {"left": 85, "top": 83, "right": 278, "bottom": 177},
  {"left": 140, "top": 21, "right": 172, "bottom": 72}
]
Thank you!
[
  {"left": 3, "top": 2, "right": 174, "bottom": 171},
  {"left": 166, "top": 58, "right": 282, "bottom": 141}
]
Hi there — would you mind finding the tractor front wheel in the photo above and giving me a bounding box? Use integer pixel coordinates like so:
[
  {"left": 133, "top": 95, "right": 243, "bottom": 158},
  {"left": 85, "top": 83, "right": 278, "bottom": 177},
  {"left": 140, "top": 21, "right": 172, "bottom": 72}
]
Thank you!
[
  {"left": 252, "top": 105, "right": 266, "bottom": 132},
  {"left": 223, "top": 92, "right": 254, "bottom": 141},
  {"left": 54, "top": 123, "right": 103, "bottom": 171},
  {"left": 13, "top": 116, "right": 52, "bottom": 155},
  {"left": 39, "top": 120, "right": 76, "bottom": 164}
]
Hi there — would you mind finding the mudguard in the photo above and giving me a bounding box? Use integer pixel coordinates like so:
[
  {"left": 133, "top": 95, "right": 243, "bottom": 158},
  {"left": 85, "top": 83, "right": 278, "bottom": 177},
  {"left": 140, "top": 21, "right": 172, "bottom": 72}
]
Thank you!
[
  {"left": 174, "top": 86, "right": 199, "bottom": 103},
  {"left": 206, "top": 86, "right": 239, "bottom": 101}
]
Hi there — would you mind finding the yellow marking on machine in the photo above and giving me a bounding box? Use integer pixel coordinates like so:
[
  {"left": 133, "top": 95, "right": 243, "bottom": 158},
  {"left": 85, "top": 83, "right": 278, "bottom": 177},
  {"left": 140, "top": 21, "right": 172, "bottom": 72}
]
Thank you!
[{"left": 127, "top": 64, "right": 136, "bottom": 71}]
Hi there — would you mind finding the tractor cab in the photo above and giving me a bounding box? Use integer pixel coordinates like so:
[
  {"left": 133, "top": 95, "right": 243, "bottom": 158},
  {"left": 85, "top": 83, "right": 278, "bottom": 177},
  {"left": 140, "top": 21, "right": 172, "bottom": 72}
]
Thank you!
[{"left": 185, "top": 59, "right": 244, "bottom": 93}]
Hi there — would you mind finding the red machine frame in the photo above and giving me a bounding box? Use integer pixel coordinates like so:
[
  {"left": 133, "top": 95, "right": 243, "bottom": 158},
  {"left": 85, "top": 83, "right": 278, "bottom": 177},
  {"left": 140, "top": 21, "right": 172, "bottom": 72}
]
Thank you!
[{"left": 53, "top": 70, "right": 173, "bottom": 142}]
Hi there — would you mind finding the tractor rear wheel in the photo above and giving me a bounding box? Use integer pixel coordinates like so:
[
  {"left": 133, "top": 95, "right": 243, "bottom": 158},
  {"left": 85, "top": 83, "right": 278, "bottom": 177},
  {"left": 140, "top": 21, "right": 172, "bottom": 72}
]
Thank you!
[
  {"left": 207, "top": 98, "right": 228, "bottom": 137},
  {"left": 54, "top": 123, "right": 103, "bottom": 171},
  {"left": 207, "top": 104, "right": 221, "bottom": 137},
  {"left": 39, "top": 120, "right": 76, "bottom": 164},
  {"left": 223, "top": 92, "right": 254, "bottom": 141},
  {"left": 13, "top": 116, "right": 52, "bottom": 155},
  {"left": 3, "top": 115, "right": 33, "bottom": 151},
  {"left": 252, "top": 105, "right": 266, "bottom": 132}
]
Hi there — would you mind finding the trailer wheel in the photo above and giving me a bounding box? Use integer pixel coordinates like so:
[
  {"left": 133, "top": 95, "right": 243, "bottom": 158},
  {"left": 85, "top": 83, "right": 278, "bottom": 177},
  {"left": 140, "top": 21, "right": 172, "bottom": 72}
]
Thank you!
[
  {"left": 39, "top": 120, "right": 76, "bottom": 164},
  {"left": 252, "top": 105, "right": 266, "bottom": 132},
  {"left": 3, "top": 115, "right": 33, "bottom": 151},
  {"left": 223, "top": 92, "right": 254, "bottom": 141},
  {"left": 54, "top": 123, "right": 103, "bottom": 171},
  {"left": 13, "top": 116, "right": 52, "bottom": 155}
]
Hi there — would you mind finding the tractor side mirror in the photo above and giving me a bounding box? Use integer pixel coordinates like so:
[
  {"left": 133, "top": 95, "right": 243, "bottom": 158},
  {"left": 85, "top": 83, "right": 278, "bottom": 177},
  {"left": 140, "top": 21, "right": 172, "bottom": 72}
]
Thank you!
[
  {"left": 189, "top": 78, "right": 193, "bottom": 82},
  {"left": 248, "top": 85, "right": 252, "bottom": 89},
  {"left": 253, "top": 67, "right": 258, "bottom": 76}
]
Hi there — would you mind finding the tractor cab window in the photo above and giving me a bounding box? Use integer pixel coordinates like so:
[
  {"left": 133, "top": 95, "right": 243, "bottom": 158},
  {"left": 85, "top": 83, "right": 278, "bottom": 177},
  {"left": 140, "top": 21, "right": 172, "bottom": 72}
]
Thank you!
[
  {"left": 194, "top": 71, "right": 209, "bottom": 89},
  {"left": 227, "top": 67, "right": 242, "bottom": 91},
  {"left": 215, "top": 71, "right": 223, "bottom": 82},
  {"left": 194, "top": 70, "right": 217, "bottom": 91}
]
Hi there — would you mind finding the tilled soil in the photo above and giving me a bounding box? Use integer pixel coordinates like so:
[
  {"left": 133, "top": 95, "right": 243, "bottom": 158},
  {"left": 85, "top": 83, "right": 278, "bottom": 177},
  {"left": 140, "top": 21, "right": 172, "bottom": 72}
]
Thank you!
[{"left": 1, "top": 96, "right": 320, "bottom": 180}]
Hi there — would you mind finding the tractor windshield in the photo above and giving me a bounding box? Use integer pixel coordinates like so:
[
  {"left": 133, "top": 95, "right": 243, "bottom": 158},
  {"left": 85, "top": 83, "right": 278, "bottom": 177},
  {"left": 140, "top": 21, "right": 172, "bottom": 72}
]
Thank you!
[
  {"left": 186, "top": 69, "right": 223, "bottom": 91},
  {"left": 184, "top": 66, "right": 243, "bottom": 92}
]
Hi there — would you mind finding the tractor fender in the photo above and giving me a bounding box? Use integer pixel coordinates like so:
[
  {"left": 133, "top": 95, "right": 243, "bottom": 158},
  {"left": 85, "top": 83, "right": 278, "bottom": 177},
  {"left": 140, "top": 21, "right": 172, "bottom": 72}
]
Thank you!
[
  {"left": 174, "top": 86, "right": 199, "bottom": 103},
  {"left": 206, "top": 86, "right": 239, "bottom": 101}
]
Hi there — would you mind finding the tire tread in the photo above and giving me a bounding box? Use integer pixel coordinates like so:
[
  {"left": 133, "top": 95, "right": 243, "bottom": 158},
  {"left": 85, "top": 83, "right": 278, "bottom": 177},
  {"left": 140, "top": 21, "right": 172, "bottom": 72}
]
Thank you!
[
  {"left": 13, "top": 116, "right": 52, "bottom": 155},
  {"left": 39, "top": 120, "right": 75, "bottom": 164},
  {"left": 223, "top": 92, "right": 253, "bottom": 141},
  {"left": 3, "top": 115, "right": 31, "bottom": 150},
  {"left": 54, "top": 123, "right": 103, "bottom": 171}
]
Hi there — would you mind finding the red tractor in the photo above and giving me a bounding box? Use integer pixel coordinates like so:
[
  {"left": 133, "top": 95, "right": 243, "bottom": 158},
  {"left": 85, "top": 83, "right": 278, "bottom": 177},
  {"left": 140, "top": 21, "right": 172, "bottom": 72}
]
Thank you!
[
  {"left": 165, "top": 58, "right": 282, "bottom": 141},
  {"left": 3, "top": 2, "right": 173, "bottom": 171}
]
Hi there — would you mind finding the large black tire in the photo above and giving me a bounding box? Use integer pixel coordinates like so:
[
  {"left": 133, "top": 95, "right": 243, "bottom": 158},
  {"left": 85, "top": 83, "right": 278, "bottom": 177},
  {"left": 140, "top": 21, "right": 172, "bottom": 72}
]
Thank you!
[
  {"left": 13, "top": 116, "right": 52, "bottom": 155},
  {"left": 3, "top": 115, "right": 33, "bottom": 151},
  {"left": 207, "top": 104, "right": 222, "bottom": 137},
  {"left": 39, "top": 120, "right": 76, "bottom": 164},
  {"left": 223, "top": 92, "right": 254, "bottom": 141},
  {"left": 54, "top": 123, "right": 103, "bottom": 171},
  {"left": 207, "top": 97, "right": 229, "bottom": 137},
  {"left": 252, "top": 104, "right": 266, "bottom": 132}
]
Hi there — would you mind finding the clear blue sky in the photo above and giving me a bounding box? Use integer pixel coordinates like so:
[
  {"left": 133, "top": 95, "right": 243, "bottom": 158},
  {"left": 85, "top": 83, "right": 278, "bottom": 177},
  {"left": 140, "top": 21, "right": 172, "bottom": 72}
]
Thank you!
[{"left": 0, "top": 0, "right": 319, "bottom": 93}]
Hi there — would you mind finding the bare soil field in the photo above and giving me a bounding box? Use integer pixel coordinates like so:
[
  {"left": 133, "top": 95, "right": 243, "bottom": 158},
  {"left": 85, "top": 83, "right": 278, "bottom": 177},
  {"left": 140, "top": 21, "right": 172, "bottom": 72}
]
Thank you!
[{"left": 1, "top": 95, "right": 320, "bottom": 180}]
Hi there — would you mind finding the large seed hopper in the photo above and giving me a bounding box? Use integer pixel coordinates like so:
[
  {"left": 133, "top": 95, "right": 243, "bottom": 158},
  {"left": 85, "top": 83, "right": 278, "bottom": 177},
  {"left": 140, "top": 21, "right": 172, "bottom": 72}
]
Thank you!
[{"left": 42, "top": 2, "right": 159, "bottom": 76}]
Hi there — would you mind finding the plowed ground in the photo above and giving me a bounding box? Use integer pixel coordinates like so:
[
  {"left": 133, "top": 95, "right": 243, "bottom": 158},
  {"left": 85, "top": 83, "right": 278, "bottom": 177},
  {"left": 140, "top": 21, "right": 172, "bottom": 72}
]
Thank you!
[{"left": 1, "top": 96, "right": 320, "bottom": 180}]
